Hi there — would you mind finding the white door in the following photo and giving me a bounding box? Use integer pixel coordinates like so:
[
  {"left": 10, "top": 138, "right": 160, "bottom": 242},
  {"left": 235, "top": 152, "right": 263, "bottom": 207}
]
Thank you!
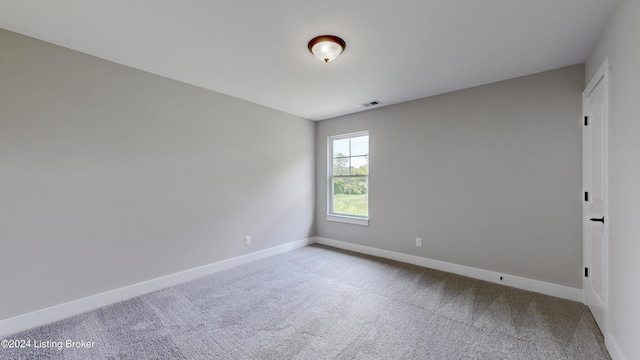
[{"left": 583, "top": 59, "right": 609, "bottom": 333}]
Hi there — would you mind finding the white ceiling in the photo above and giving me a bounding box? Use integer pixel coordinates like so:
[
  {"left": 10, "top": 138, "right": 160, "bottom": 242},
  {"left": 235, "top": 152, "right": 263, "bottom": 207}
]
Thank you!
[{"left": 0, "top": 0, "right": 619, "bottom": 120}]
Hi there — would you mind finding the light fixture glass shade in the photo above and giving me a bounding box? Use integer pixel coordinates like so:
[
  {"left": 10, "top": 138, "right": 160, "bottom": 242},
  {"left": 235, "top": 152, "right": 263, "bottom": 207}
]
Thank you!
[{"left": 308, "top": 35, "right": 346, "bottom": 63}]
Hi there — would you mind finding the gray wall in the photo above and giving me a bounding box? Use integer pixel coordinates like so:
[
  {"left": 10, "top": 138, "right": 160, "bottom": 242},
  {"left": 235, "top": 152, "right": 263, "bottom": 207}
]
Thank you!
[
  {"left": 316, "top": 65, "right": 584, "bottom": 288},
  {"left": 0, "top": 29, "right": 315, "bottom": 321},
  {"left": 586, "top": 0, "right": 640, "bottom": 358}
]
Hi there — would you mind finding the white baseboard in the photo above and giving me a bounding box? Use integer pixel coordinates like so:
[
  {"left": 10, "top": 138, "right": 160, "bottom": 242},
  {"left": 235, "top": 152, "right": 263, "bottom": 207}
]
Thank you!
[
  {"left": 314, "top": 237, "right": 583, "bottom": 302},
  {"left": 0, "top": 238, "right": 314, "bottom": 337},
  {"left": 606, "top": 333, "right": 627, "bottom": 360}
]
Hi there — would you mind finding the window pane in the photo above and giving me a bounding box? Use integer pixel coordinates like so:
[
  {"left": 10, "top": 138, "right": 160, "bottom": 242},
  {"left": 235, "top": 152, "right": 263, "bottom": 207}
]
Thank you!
[
  {"left": 333, "top": 138, "right": 350, "bottom": 158},
  {"left": 328, "top": 132, "right": 369, "bottom": 220},
  {"left": 350, "top": 155, "right": 368, "bottom": 175},
  {"left": 333, "top": 157, "right": 350, "bottom": 175},
  {"left": 332, "top": 177, "right": 368, "bottom": 216},
  {"left": 350, "top": 135, "right": 369, "bottom": 156}
]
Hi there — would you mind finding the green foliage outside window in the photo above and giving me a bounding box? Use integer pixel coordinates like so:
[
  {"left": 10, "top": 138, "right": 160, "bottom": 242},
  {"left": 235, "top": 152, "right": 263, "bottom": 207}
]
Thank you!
[{"left": 331, "top": 143, "right": 368, "bottom": 216}]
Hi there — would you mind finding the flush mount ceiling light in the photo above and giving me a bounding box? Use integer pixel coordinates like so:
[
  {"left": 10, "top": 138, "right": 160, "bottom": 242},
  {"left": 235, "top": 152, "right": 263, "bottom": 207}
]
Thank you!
[{"left": 308, "top": 35, "right": 346, "bottom": 63}]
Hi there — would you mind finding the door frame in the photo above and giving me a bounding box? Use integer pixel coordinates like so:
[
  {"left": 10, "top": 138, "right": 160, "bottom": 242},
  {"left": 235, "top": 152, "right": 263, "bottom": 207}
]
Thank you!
[{"left": 582, "top": 57, "right": 610, "bottom": 334}]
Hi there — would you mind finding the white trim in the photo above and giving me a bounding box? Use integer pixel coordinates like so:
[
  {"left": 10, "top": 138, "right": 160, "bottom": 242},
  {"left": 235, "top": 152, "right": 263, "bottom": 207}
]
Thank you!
[
  {"left": 326, "top": 214, "right": 369, "bottom": 226},
  {"left": 314, "top": 237, "right": 583, "bottom": 302},
  {"left": 0, "top": 238, "right": 314, "bottom": 337},
  {"left": 606, "top": 334, "right": 627, "bottom": 360},
  {"left": 327, "top": 130, "right": 370, "bottom": 142}
]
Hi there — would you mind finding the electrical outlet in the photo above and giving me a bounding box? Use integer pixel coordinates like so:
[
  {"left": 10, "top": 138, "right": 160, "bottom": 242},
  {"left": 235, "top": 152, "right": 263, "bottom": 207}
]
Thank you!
[
  {"left": 245, "top": 236, "right": 251, "bottom": 246},
  {"left": 416, "top": 238, "right": 422, "bottom": 247}
]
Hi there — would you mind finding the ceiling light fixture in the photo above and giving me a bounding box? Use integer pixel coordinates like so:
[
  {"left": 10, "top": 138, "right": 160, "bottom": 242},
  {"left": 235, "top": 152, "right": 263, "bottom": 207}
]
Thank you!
[{"left": 308, "top": 35, "right": 346, "bottom": 63}]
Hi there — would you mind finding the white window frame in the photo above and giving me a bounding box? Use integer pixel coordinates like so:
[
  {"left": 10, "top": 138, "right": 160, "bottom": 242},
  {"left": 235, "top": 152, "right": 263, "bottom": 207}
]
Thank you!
[{"left": 326, "top": 131, "right": 369, "bottom": 226}]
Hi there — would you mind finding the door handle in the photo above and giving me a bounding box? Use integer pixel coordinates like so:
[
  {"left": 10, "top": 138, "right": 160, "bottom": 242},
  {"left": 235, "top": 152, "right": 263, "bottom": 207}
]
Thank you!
[{"left": 590, "top": 217, "right": 605, "bottom": 223}]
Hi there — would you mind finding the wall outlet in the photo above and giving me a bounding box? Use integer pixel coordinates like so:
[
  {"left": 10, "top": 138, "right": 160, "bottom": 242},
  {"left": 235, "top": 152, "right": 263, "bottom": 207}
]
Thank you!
[
  {"left": 244, "top": 236, "right": 251, "bottom": 246},
  {"left": 416, "top": 238, "right": 422, "bottom": 247}
]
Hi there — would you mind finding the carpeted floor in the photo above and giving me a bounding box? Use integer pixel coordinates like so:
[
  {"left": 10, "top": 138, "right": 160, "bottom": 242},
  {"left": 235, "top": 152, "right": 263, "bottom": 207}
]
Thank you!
[{"left": 1, "top": 245, "right": 610, "bottom": 359}]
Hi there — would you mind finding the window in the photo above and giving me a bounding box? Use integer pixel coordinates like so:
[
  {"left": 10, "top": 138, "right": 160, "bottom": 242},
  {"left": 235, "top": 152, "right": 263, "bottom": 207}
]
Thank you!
[{"left": 327, "top": 131, "right": 369, "bottom": 226}]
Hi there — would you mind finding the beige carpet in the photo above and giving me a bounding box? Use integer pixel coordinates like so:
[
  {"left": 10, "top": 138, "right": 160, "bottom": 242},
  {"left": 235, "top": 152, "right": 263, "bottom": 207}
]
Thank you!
[{"left": 1, "top": 244, "right": 610, "bottom": 359}]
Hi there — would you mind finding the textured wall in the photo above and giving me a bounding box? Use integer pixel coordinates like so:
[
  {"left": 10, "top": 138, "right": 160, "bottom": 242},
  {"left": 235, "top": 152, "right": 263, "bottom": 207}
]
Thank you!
[
  {"left": 0, "top": 29, "right": 315, "bottom": 320},
  {"left": 316, "top": 65, "right": 584, "bottom": 289}
]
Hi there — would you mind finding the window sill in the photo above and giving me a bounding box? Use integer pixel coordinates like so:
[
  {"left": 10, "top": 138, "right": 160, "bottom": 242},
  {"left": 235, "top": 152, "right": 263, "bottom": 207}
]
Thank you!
[{"left": 326, "top": 214, "right": 369, "bottom": 226}]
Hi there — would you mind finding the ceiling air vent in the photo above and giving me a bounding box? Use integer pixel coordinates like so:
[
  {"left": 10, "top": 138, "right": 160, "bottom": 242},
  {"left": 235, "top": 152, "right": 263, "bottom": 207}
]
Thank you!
[{"left": 362, "top": 100, "right": 381, "bottom": 108}]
